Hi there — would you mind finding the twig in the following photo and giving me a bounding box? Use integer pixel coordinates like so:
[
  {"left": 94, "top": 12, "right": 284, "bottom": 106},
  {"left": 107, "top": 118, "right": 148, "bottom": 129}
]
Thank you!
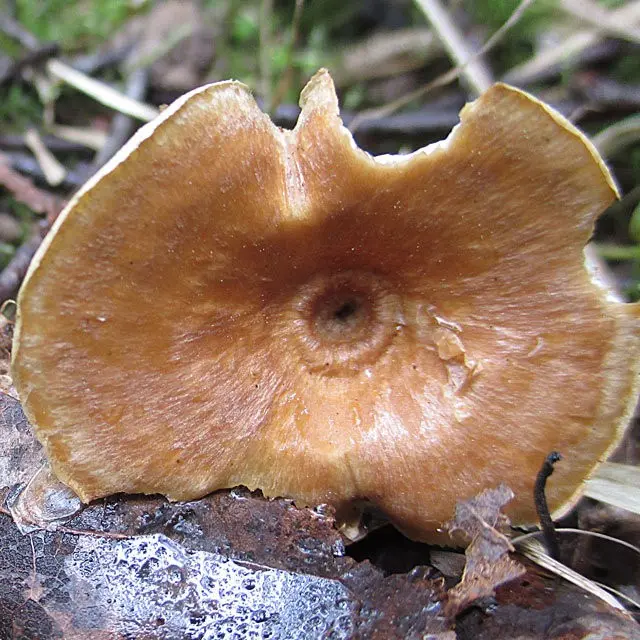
[
  {"left": 0, "top": 42, "right": 59, "bottom": 85},
  {"left": 593, "top": 113, "right": 640, "bottom": 158},
  {"left": 511, "top": 527, "right": 640, "bottom": 558},
  {"left": 0, "top": 13, "right": 56, "bottom": 88},
  {"left": 46, "top": 125, "right": 107, "bottom": 152},
  {"left": 0, "top": 152, "right": 86, "bottom": 190},
  {"left": 126, "top": 23, "right": 194, "bottom": 73},
  {"left": 503, "top": 0, "right": 640, "bottom": 86},
  {"left": 350, "top": 0, "right": 534, "bottom": 132},
  {"left": 24, "top": 129, "right": 66, "bottom": 187},
  {"left": 272, "top": 97, "right": 463, "bottom": 134},
  {"left": 270, "top": 0, "right": 305, "bottom": 113},
  {"left": 92, "top": 67, "right": 150, "bottom": 169},
  {"left": 0, "top": 178, "right": 66, "bottom": 302},
  {"left": 46, "top": 59, "right": 159, "bottom": 122},
  {"left": 464, "top": 0, "right": 535, "bottom": 79},
  {"left": 413, "top": 0, "right": 493, "bottom": 96},
  {"left": 149, "top": 87, "right": 466, "bottom": 136},
  {"left": 0, "top": 229, "right": 44, "bottom": 303},
  {"left": 333, "top": 27, "right": 440, "bottom": 88},
  {"left": 559, "top": 0, "right": 640, "bottom": 45},
  {"left": 534, "top": 452, "right": 563, "bottom": 561},
  {"left": 0, "top": 14, "right": 40, "bottom": 50},
  {"left": 575, "top": 73, "right": 640, "bottom": 109},
  {"left": 343, "top": 104, "right": 462, "bottom": 135},
  {"left": 0, "top": 212, "right": 22, "bottom": 244},
  {"left": 72, "top": 45, "right": 134, "bottom": 76},
  {"left": 592, "top": 582, "right": 640, "bottom": 612},
  {"left": 0, "top": 154, "right": 64, "bottom": 217},
  {"left": 505, "top": 40, "right": 621, "bottom": 87},
  {"left": 518, "top": 538, "right": 626, "bottom": 611},
  {"left": 0, "top": 133, "right": 94, "bottom": 154}
]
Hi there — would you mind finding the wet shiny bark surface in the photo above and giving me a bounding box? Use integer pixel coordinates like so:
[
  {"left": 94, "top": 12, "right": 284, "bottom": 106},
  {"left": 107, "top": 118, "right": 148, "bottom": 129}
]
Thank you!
[{"left": 1, "top": 393, "right": 639, "bottom": 639}]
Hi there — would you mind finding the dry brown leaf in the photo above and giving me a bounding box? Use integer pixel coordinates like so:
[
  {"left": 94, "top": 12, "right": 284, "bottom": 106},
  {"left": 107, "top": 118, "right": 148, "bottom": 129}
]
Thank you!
[
  {"left": 447, "top": 483, "right": 514, "bottom": 542},
  {"left": 444, "top": 485, "right": 526, "bottom": 617},
  {"left": 0, "top": 393, "right": 45, "bottom": 493},
  {"left": 430, "top": 549, "right": 467, "bottom": 578}
]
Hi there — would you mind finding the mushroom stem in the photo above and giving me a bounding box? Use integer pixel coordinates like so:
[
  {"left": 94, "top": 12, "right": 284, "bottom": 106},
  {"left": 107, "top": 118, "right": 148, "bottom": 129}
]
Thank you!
[{"left": 534, "top": 452, "right": 563, "bottom": 561}]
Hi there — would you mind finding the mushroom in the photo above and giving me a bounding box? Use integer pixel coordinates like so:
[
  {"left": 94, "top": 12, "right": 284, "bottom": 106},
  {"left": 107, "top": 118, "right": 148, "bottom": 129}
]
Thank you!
[{"left": 12, "top": 70, "right": 640, "bottom": 542}]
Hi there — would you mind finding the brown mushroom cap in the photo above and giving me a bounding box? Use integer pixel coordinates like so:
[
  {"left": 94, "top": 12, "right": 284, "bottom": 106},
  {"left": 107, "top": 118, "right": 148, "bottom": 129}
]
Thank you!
[{"left": 12, "top": 70, "right": 640, "bottom": 542}]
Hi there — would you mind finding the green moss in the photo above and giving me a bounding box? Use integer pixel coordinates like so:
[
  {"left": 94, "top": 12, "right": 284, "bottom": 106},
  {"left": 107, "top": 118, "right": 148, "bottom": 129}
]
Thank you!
[
  {"left": 627, "top": 260, "right": 640, "bottom": 301},
  {"left": 630, "top": 148, "right": 640, "bottom": 180},
  {"left": 231, "top": 7, "right": 260, "bottom": 44},
  {"left": 15, "top": 0, "right": 135, "bottom": 49},
  {"left": 629, "top": 201, "right": 640, "bottom": 244},
  {"left": 463, "top": 1, "right": 551, "bottom": 70},
  {"left": 0, "top": 33, "right": 22, "bottom": 58},
  {"left": 0, "top": 243, "right": 16, "bottom": 270},
  {"left": 0, "top": 84, "right": 42, "bottom": 131},
  {"left": 465, "top": 0, "right": 557, "bottom": 32},
  {"left": 611, "top": 54, "right": 640, "bottom": 84}
]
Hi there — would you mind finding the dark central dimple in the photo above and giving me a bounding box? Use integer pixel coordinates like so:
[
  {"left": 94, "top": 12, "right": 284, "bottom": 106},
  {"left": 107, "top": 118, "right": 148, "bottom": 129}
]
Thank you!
[
  {"left": 334, "top": 299, "right": 358, "bottom": 322},
  {"left": 291, "top": 270, "right": 402, "bottom": 375}
]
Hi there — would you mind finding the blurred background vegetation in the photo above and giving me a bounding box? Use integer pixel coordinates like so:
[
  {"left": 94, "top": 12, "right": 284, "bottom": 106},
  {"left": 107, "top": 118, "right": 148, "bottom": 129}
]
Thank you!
[{"left": 1, "top": 0, "right": 640, "bottom": 299}]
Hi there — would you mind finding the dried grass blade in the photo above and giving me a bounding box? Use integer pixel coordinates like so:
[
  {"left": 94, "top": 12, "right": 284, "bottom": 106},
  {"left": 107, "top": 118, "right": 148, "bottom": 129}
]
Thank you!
[
  {"left": 518, "top": 538, "right": 626, "bottom": 611},
  {"left": 585, "top": 463, "right": 640, "bottom": 515},
  {"left": 46, "top": 59, "right": 159, "bottom": 122}
]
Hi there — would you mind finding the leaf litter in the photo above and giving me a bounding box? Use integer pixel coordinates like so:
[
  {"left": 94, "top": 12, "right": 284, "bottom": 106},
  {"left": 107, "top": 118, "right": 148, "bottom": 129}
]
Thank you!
[{"left": 444, "top": 484, "right": 526, "bottom": 617}]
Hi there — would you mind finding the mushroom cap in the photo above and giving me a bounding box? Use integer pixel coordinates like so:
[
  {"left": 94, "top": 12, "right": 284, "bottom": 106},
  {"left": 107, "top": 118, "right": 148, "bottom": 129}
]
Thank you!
[{"left": 12, "top": 71, "right": 640, "bottom": 542}]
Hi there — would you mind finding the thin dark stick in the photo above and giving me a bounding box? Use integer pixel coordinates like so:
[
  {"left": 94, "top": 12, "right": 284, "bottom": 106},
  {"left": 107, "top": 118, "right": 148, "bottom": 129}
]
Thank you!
[
  {"left": 0, "top": 232, "right": 43, "bottom": 303},
  {"left": 350, "top": 0, "right": 534, "bottom": 133},
  {"left": 0, "top": 42, "right": 59, "bottom": 85},
  {"left": 150, "top": 87, "right": 466, "bottom": 136},
  {"left": 503, "top": 40, "right": 621, "bottom": 86},
  {"left": 0, "top": 217, "right": 59, "bottom": 303},
  {"left": 272, "top": 101, "right": 464, "bottom": 136},
  {"left": 72, "top": 45, "right": 134, "bottom": 76},
  {"left": 534, "top": 451, "right": 563, "bottom": 561},
  {"left": 0, "top": 133, "right": 92, "bottom": 154},
  {"left": 0, "top": 15, "right": 40, "bottom": 50},
  {"left": 575, "top": 72, "right": 640, "bottom": 109},
  {"left": 2, "top": 152, "right": 86, "bottom": 190}
]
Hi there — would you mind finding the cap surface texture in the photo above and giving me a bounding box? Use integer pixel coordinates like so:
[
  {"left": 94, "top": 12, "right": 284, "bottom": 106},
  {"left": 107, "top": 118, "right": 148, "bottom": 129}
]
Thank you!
[{"left": 12, "top": 71, "right": 640, "bottom": 541}]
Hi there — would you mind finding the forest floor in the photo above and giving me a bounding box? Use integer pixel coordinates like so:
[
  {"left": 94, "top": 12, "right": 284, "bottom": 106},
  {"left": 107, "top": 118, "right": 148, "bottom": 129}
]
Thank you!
[{"left": 0, "top": 1, "right": 638, "bottom": 638}]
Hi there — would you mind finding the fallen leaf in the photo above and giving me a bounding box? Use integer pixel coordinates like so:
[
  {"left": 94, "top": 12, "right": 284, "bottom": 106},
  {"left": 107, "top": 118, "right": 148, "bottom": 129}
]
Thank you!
[
  {"left": 430, "top": 549, "right": 466, "bottom": 579},
  {"left": 444, "top": 485, "right": 526, "bottom": 617},
  {"left": 0, "top": 393, "right": 45, "bottom": 491}
]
